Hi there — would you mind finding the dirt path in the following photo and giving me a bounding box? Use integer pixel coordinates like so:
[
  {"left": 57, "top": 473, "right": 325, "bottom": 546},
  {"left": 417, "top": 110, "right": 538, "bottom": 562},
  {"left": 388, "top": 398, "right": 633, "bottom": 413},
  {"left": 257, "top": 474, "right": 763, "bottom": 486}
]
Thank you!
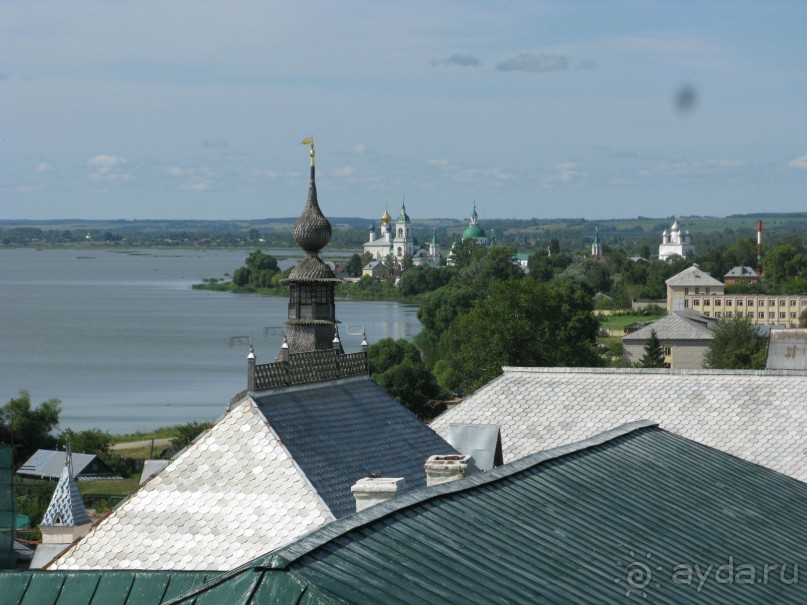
[{"left": 111, "top": 438, "right": 173, "bottom": 451}]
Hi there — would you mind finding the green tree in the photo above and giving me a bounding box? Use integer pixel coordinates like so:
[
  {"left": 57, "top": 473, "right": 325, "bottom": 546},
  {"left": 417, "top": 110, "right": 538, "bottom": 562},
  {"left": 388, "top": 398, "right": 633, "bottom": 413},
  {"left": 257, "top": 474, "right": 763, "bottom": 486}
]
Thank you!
[
  {"left": 637, "top": 329, "right": 666, "bottom": 368},
  {"left": 346, "top": 253, "right": 364, "bottom": 278},
  {"left": 58, "top": 428, "right": 128, "bottom": 477},
  {"left": 399, "top": 266, "right": 453, "bottom": 297},
  {"left": 800, "top": 308, "right": 807, "bottom": 328},
  {"left": 170, "top": 421, "right": 213, "bottom": 449},
  {"left": 703, "top": 315, "right": 768, "bottom": 370},
  {"left": 439, "top": 279, "right": 602, "bottom": 393},
  {"left": 368, "top": 338, "right": 442, "bottom": 420},
  {"left": 0, "top": 390, "right": 61, "bottom": 466}
]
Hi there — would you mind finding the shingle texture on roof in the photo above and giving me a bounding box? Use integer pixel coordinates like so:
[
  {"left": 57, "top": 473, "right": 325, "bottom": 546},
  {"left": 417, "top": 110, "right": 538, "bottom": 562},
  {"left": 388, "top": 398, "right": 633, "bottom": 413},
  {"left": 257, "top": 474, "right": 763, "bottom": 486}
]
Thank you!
[
  {"left": 623, "top": 310, "right": 716, "bottom": 341},
  {"left": 430, "top": 367, "right": 807, "bottom": 480},
  {"left": 665, "top": 264, "right": 724, "bottom": 287},
  {"left": 253, "top": 376, "right": 458, "bottom": 518},
  {"left": 51, "top": 399, "right": 335, "bottom": 571},
  {"left": 168, "top": 424, "right": 807, "bottom": 604},
  {"left": 41, "top": 464, "right": 90, "bottom": 527}
]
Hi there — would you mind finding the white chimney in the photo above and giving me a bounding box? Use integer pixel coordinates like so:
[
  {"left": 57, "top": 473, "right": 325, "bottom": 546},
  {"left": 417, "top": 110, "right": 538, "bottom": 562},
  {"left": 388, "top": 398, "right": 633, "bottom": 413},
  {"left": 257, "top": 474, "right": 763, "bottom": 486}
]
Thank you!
[
  {"left": 424, "top": 454, "right": 474, "bottom": 486},
  {"left": 351, "top": 477, "right": 406, "bottom": 512}
]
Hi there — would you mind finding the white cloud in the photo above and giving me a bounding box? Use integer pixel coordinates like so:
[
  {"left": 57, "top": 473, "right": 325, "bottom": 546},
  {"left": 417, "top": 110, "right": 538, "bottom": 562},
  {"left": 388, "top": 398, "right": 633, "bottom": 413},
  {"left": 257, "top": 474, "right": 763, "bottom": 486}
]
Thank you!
[
  {"left": 36, "top": 162, "right": 54, "bottom": 173},
  {"left": 651, "top": 159, "right": 745, "bottom": 176},
  {"left": 331, "top": 166, "right": 357, "bottom": 177},
  {"left": 352, "top": 144, "right": 367, "bottom": 154},
  {"left": 182, "top": 181, "right": 211, "bottom": 191},
  {"left": 165, "top": 166, "right": 189, "bottom": 177},
  {"left": 87, "top": 155, "right": 127, "bottom": 167},
  {"left": 787, "top": 155, "right": 807, "bottom": 170}
]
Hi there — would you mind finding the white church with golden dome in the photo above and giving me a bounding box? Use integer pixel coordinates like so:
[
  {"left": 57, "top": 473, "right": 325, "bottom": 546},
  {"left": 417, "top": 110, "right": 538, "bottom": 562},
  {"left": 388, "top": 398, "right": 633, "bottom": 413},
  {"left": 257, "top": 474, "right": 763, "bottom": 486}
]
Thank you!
[{"left": 363, "top": 203, "right": 441, "bottom": 267}]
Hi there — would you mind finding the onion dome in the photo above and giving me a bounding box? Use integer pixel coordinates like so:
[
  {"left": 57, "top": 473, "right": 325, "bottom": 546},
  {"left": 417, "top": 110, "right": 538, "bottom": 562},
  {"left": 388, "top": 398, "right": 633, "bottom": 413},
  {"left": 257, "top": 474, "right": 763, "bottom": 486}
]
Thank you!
[
  {"left": 292, "top": 165, "right": 332, "bottom": 253},
  {"left": 380, "top": 207, "right": 392, "bottom": 224},
  {"left": 462, "top": 224, "right": 486, "bottom": 239}
]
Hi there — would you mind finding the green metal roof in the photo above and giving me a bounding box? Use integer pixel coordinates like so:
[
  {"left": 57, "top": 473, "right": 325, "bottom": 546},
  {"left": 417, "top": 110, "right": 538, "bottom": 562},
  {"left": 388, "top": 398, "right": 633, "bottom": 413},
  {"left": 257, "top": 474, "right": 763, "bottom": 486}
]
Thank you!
[
  {"left": 462, "top": 224, "right": 486, "bottom": 239},
  {"left": 166, "top": 421, "right": 807, "bottom": 604},
  {"left": 0, "top": 571, "right": 216, "bottom": 605}
]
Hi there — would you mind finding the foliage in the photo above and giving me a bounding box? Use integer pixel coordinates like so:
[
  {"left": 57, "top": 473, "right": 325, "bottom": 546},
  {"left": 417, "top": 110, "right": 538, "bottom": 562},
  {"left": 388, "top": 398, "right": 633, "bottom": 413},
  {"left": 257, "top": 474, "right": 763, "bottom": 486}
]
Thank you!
[
  {"left": 170, "top": 421, "right": 213, "bottom": 449},
  {"left": 801, "top": 309, "right": 807, "bottom": 328},
  {"left": 398, "top": 266, "right": 454, "bottom": 297},
  {"left": 439, "top": 279, "right": 603, "bottom": 393},
  {"left": 458, "top": 245, "right": 523, "bottom": 289},
  {"left": 0, "top": 390, "right": 61, "bottom": 467},
  {"left": 58, "top": 428, "right": 131, "bottom": 477},
  {"left": 417, "top": 285, "right": 479, "bottom": 346},
  {"left": 637, "top": 329, "right": 666, "bottom": 368},
  {"left": 368, "top": 338, "right": 442, "bottom": 420},
  {"left": 346, "top": 253, "right": 364, "bottom": 277},
  {"left": 703, "top": 315, "right": 769, "bottom": 370},
  {"left": 14, "top": 481, "right": 55, "bottom": 528},
  {"left": 231, "top": 250, "right": 280, "bottom": 289}
]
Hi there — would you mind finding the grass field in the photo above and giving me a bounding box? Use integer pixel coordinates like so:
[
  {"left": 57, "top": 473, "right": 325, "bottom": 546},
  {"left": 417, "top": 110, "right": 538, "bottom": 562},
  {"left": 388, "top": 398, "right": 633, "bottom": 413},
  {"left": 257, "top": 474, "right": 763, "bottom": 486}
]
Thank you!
[{"left": 78, "top": 478, "right": 140, "bottom": 496}]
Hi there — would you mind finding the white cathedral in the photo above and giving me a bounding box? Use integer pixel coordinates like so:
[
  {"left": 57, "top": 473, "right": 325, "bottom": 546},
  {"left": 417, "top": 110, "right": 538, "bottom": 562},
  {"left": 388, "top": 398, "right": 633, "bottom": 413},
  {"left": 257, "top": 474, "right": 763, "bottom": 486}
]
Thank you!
[
  {"left": 363, "top": 204, "right": 442, "bottom": 267},
  {"left": 658, "top": 219, "right": 695, "bottom": 261}
]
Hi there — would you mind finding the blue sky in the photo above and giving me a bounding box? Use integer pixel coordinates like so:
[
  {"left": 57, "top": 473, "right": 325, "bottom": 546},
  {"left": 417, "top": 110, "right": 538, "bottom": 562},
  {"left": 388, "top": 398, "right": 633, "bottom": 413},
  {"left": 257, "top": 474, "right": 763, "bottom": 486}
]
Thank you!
[{"left": 3, "top": 1, "right": 807, "bottom": 221}]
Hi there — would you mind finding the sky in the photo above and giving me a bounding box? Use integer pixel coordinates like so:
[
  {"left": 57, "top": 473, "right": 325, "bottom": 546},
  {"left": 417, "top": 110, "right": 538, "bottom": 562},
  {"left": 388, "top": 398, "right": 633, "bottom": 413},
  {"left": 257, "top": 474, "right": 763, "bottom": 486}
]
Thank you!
[{"left": 3, "top": 1, "right": 807, "bottom": 222}]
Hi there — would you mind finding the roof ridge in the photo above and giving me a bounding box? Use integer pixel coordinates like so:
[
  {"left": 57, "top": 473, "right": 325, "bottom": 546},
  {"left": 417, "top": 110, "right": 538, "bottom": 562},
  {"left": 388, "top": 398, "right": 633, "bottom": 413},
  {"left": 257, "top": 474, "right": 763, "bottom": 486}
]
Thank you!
[
  {"left": 258, "top": 420, "right": 658, "bottom": 570},
  {"left": 499, "top": 366, "right": 807, "bottom": 377}
]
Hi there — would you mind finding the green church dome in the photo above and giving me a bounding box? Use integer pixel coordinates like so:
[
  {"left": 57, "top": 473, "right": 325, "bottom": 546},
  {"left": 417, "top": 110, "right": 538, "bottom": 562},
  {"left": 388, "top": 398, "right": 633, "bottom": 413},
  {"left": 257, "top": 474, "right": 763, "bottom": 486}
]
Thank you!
[{"left": 462, "top": 224, "right": 486, "bottom": 239}]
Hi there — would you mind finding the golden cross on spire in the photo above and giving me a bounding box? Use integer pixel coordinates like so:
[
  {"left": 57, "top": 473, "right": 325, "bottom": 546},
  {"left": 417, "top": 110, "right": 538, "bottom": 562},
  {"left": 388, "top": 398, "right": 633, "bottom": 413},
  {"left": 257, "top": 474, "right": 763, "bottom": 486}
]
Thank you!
[{"left": 301, "top": 136, "right": 315, "bottom": 166}]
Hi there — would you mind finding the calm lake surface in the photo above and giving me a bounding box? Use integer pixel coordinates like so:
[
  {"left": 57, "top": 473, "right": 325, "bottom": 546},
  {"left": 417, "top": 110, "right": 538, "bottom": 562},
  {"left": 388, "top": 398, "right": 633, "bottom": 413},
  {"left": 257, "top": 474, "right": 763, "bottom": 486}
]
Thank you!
[{"left": 0, "top": 248, "right": 421, "bottom": 433}]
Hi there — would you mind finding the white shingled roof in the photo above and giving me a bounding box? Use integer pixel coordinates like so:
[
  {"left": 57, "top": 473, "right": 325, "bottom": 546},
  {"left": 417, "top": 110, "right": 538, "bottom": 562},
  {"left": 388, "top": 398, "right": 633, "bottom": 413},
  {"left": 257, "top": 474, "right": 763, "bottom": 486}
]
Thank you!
[
  {"left": 430, "top": 367, "right": 807, "bottom": 482},
  {"left": 665, "top": 264, "right": 724, "bottom": 287},
  {"left": 51, "top": 399, "right": 335, "bottom": 571}
]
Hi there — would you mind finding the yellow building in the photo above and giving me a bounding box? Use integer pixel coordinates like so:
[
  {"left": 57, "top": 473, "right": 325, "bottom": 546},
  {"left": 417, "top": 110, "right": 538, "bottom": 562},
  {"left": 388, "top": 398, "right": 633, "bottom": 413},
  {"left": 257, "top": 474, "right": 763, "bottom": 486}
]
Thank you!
[{"left": 666, "top": 265, "right": 807, "bottom": 328}]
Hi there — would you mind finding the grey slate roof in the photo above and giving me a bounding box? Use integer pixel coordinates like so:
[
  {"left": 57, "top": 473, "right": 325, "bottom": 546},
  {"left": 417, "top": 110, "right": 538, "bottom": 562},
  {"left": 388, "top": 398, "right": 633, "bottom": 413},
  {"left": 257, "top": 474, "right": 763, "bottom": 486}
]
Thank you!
[
  {"left": 430, "top": 367, "right": 807, "bottom": 481},
  {"left": 725, "top": 265, "right": 760, "bottom": 279},
  {"left": 665, "top": 263, "right": 724, "bottom": 287},
  {"left": 52, "top": 376, "right": 456, "bottom": 571},
  {"left": 41, "top": 463, "right": 90, "bottom": 527},
  {"left": 51, "top": 398, "right": 336, "bottom": 571},
  {"left": 17, "top": 450, "right": 119, "bottom": 480},
  {"left": 767, "top": 328, "right": 807, "bottom": 370},
  {"left": 623, "top": 309, "right": 717, "bottom": 341},
  {"left": 253, "top": 376, "right": 459, "bottom": 518},
  {"left": 166, "top": 422, "right": 807, "bottom": 604}
]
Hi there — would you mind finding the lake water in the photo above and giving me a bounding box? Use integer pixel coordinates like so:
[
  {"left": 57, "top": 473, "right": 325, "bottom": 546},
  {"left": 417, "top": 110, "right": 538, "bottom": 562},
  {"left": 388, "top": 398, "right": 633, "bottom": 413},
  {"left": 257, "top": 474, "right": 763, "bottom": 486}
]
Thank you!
[{"left": 0, "top": 248, "right": 421, "bottom": 433}]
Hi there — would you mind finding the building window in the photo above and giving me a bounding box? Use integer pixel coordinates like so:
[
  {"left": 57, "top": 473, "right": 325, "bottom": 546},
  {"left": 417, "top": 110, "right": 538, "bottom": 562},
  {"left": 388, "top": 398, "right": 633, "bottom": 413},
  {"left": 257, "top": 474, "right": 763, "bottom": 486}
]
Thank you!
[
  {"left": 704, "top": 299, "right": 711, "bottom": 307},
  {"left": 684, "top": 288, "right": 689, "bottom": 295},
  {"left": 693, "top": 299, "right": 701, "bottom": 306},
  {"left": 759, "top": 312, "right": 765, "bottom": 318},
  {"left": 737, "top": 300, "right": 744, "bottom": 307},
  {"left": 704, "top": 312, "right": 710, "bottom": 317},
  {"left": 769, "top": 312, "right": 775, "bottom": 319},
  {"left": 663, "top": 347, "right": 671, "bottom": 356},
  {"left": 726, "top": 312, "right": 733, "bottom": 318},
  {"left": 747, "top": 312, "right": 753, "bottom": 318},
  {"left": 706, "top": 288, "right": 711, "bottom": 294},
  {"left": 792, "top": 312, "right": 798, "bottom": 319},
  {"left": 791, "top": 300, "right": 797, "bottom": 306},
  {"left": 715, "top": 312, "right": 722, "bottom": 318},
  {"left": 715, "top": 299, "right": 722, "bottom": 307},
  {"left": 802, "top": 300, "right": 807, "bottom": 306},
  {"left": 780, "top": 312, "right": 786, "bottom": 319},
  {"left": 398, "top": 228, "right": 403, "bottom": 237},
  {"left": 694, "top": 287, "right": 700, "bottom": 294},
  {"left": 779, "top": 299, "right": 786, "bottom": 306},
  {"left": 769, "top": 300, "right": 775, "bottom": 307},
  {"left": 684, "top": 300, "right": 689, "bottom": 308},
  {"left": 726, "top": 299, "right": 733, "bottom": 307}
]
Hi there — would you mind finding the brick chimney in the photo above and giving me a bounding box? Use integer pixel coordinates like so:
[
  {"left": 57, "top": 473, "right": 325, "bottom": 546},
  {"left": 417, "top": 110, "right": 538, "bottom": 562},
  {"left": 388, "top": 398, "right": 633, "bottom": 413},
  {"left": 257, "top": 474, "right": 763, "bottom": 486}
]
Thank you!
[
  {"left": 351, "top": 477, "right": 406, "bottom": 512},
  {"left": 424, "top": 454, "right": 474, "bottom": 486}
]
